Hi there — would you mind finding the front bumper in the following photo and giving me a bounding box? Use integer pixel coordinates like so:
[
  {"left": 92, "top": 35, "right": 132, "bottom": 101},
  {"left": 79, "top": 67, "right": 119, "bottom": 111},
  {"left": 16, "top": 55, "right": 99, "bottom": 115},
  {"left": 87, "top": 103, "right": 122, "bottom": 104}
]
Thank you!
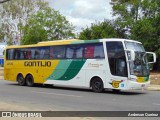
[{"left": 127, "top": 80, "right": 150, "bottom": 90}]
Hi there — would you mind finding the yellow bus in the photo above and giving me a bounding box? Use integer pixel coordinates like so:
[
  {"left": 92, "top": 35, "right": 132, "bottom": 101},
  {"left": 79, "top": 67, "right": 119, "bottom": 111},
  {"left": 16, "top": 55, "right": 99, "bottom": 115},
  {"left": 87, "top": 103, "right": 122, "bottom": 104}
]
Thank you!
[{"left": 4, "top": 39, "right": 156, "bottom": 92}]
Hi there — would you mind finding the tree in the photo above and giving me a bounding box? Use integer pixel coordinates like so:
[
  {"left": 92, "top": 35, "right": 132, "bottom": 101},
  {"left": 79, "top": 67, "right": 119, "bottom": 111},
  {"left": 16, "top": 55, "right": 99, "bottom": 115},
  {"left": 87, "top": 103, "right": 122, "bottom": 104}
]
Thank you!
[
  {"left": 79, "top": 20, "right": 126, "bottom": 40},
  {"left": 110, "top": 0, "right": 142, "bottom": 36},
  {"left": 130, "top": 15, "right": 160, "bottom": 70},
  {"left": 0, "top": 0, "right": 49, "bottom": 44},
  {"left": 21, "top": 7, "right": 75, "bottom": 45},
  {"left": 0, "top": 29, "right": 4, "bottom": 41},
  {"left": 0, "top": 0, "right": 10, "bottom": 4}
]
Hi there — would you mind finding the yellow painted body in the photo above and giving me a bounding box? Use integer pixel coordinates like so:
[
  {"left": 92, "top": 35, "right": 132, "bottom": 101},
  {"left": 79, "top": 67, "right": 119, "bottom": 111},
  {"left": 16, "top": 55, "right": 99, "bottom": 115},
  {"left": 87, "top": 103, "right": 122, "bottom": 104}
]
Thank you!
[
  {"left": 4, "top": 60, "right": 60, "bottom": 83},
  {"left": 4, "top": 39, "right": 78, "bottom": 83}
]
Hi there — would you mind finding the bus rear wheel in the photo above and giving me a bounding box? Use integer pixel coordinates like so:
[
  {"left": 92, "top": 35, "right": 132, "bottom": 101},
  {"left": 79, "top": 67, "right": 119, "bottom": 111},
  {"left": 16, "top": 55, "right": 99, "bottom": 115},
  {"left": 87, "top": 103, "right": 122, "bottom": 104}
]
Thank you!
[
  {"left": 91, "top": 78, "right": 104, "bottom": 93},
  {"left": 17, "top": 74, "right": 25, "bottom": 86},
  {"left": 25, "top": 74, "right": 34, "bottom": 87}
]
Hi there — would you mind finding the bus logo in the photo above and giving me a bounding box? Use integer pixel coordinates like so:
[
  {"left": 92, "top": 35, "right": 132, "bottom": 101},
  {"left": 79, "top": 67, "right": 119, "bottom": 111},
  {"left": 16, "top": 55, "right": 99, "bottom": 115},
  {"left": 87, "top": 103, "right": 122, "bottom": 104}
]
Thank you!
[
  {"left": 24, "top": 61, "right": 51, "bottom": 67},
  {"left": 110, "top": 80, "right": 122, "bottom": 88}
]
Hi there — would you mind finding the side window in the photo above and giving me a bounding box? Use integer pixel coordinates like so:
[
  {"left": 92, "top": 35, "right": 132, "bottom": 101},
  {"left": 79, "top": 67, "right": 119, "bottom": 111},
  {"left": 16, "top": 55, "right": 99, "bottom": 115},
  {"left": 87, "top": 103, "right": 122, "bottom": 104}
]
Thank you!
[
  {"left": 84, "top": 45, "right": 94, "bottom": 59},
  {"left": 34, "top": 49, "right": 40, "bottom": 59},
  {"left": 14, "top": 49, "right": 21, "bottom": 60},
  {"left": 84, "top": 43, "right": 104, "bottom": 59},
  {"left": 40, "top": 47, "right": 47, "bottom": 59},
  {"left": 18, "top": 49, "right": 31, "bottom": 60},
  {"left": 76, "top": 46, "right": 83, "bottom": 58},
  {"left": 66, "top": 47, "right": 74, "bottom": 59},
  {"left": 66, "top": 45, "right": 83, "bottom": 59},
  {"left": 6, "top": 47, "right": 51, "bottom": 60},
  {"left": 43, "top": 47, "right": 50, "bottom": 59},
  {"left": 6, "top": 49, "right": 14, "bottom": 60},
  {"left": 94, "top": 44, "right": 104, "bottom": 58},
  {"left": 30, "top": 48, "right": 36, "bottom": 59},
  {"left": 34, "top": 47, "right": 50, "bottom": 59},
  {"left": 51, "top": 46, "right": 65, "bottom": 59},
  {"left": 19, "top": 49, "right": 25, "bottom": 60},
  {"left": 25, "top": 49, "right": 31, "bottom": 59},
  {"left": 106, "top": 42, "right": 127, "bottom": 77}
]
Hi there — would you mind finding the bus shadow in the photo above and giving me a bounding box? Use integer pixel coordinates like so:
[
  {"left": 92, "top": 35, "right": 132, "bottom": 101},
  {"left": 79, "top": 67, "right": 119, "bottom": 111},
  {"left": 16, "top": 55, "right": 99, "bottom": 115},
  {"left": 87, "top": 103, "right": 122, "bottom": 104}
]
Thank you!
[
  {"left": 8, "top": 83, "right": 146, "bottom": 96},
  {"left": 104, "top": 90, "right": 146, "bottom": 95},
  {"left": 36, "top": 84, "right": 146, "bottom": 95}
]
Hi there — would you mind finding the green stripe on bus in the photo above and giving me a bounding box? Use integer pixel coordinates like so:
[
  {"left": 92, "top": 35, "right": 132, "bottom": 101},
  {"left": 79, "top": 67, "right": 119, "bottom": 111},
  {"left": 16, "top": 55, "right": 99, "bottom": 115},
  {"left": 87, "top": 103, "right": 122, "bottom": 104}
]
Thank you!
[
  {"left": 47, "top": 60, "right": 72, "bottom": 80},
  {"left": 144, "top": 76, "right": 149, "bottom": 82},
  {"left": 71, "top": 40, "right": 100, "bottom": 44},
  {"left": 57, "top": 60, "right": 86, "bottom": 80}
]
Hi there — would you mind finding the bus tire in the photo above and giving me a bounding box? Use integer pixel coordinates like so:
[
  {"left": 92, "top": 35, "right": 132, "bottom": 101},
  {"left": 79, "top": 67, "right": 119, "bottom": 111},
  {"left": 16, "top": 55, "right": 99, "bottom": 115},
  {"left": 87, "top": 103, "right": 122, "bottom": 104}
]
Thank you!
[
  {"left": 91, "top": 78, "right": 104, "bottom": 93},
  {"left": 17, "top": 74, "right": 26, "bottom": 86},
  {"left": 25, "top": 74, "right": 34, "bottom": 87}
]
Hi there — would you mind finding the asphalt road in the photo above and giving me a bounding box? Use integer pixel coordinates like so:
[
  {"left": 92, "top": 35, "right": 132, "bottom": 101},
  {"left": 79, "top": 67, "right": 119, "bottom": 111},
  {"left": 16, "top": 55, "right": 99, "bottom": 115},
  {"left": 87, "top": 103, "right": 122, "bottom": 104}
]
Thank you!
[{"left": 0, "top": 80, "right": 160, "bottom": 111}]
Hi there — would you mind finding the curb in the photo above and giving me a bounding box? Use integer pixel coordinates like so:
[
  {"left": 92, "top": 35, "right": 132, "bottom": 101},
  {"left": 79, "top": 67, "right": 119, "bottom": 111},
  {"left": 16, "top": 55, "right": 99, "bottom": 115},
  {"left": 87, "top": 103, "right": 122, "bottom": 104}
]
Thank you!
[{"left": 147, "top": 85, "right": 160, "bottom": 91}]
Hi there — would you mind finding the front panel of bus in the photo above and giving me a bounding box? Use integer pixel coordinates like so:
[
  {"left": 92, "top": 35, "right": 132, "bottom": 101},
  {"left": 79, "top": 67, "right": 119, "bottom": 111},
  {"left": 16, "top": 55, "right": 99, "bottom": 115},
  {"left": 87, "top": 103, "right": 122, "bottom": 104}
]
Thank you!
[
  {"left": 124, "top": 41, "right": 151, "bottom": 90},
  {"left": 105, "top": 40, "right": 152, "bottom": 90}
]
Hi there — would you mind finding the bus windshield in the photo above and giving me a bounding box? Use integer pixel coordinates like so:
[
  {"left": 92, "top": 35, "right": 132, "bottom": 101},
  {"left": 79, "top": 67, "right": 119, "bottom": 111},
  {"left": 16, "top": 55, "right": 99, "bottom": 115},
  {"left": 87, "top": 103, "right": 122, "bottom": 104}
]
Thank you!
[{"left": 125, "top": 41, "right": 150, "bottom": 77}]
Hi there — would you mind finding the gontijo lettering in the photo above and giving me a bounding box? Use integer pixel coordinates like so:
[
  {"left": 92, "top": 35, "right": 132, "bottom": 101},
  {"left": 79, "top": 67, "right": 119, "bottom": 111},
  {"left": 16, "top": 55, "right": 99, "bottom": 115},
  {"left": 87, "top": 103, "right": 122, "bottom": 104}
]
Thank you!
[{"left": 24, "top": 61, "right": 51, "bottom": 67}]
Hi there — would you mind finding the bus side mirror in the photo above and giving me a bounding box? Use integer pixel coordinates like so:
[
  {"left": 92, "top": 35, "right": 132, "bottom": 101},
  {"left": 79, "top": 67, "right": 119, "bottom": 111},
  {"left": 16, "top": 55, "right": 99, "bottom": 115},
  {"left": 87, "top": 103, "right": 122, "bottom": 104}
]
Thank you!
[
  {"left": 125, "top": 49, "right": 135, "bottom": 61},
  {"left": 146, "top": 52, "right": 156, "bottom": 64}
]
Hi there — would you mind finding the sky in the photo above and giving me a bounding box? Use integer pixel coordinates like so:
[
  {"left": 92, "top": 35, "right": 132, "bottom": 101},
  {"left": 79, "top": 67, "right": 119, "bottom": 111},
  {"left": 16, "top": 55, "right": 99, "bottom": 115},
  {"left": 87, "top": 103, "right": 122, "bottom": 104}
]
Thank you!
[{"left": 47, "top": 0, "right": 112, "bottom": 33}]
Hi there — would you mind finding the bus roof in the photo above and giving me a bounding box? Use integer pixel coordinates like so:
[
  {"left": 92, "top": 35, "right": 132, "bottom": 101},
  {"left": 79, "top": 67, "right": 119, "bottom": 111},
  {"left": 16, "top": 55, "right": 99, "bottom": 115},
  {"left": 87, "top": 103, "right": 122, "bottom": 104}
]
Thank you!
[
  {"left": 100, "top": 38, "right": 142, "bottom": 44},
  {"left": 38, "top": 38, "right": 142, "bottom": 44},
  {"left": 5, "top": 38, "right": 142, "bottom": 49},
  {"left": 38, "top": 39, "right": 79, "bottom": 44}
]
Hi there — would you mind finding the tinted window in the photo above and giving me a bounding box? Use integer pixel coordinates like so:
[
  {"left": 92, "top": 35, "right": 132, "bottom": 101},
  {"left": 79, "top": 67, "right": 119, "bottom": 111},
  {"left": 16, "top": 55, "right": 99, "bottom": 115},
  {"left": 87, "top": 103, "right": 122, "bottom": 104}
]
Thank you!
[
  {"left": 106, "top": 42, "right": 127, "bottom": 77},
  {"left": 94, "top": 44, "right": 104, "bottom": 58},
  {"left": 84, "top": 45, "right": 94, "bottom": 58},
  {"left": 66, "top": 45, "right": 83, "bottom": 59},
  {"left": 6, "top": 49, "right": 14, "bottom": 60},
  {"left": 14, "top": 49, "right": 21, "bottom": 59},
  {"left": 6, "top": 43, "right": 104, "bottom": 60},
  {"left": 21, "top": 49, "right": 32, "bottom": 60},
  {"left": 84, "top": 44, "right": 104, "bottom": 59},
  {"left": 38, "top": 47, "right": 50, "bottom": 59},
  {"left": 50, "top": 46, "right": 65, "bottom": 59}
]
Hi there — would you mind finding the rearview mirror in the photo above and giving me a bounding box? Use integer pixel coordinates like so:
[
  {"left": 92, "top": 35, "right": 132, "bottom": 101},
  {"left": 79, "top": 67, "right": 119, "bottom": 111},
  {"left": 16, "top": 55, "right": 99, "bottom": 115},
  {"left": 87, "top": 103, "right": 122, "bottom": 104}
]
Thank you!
[{"left": 146, "top": 52, "right": 156, "bottom": 64}]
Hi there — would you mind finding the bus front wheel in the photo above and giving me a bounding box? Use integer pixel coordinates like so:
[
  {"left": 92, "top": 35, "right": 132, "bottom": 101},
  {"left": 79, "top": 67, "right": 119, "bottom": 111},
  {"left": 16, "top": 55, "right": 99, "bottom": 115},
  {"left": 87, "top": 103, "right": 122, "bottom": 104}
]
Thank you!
[
  {"left": 91, "top": 78, "right": 104, "bottom": 93},
  {"left": 17, "top": 74, "right": 26, "bottom": 86},
  {"left": 25, "top": 74, "right": 34, "bottom": 87}
]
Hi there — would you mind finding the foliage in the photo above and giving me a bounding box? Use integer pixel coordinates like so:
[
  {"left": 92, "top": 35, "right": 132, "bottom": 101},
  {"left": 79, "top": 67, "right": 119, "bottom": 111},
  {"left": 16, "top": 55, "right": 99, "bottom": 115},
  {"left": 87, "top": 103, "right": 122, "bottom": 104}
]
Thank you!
[
  {"left": 21, "top": 7, "right": 75, "bottom": 45},
  {"left": 0, "top": 0, "right": 49, "bottom": 44},
  {"left": 79, "top": 20, "right": 126, "bottom": 40},
  {"left": 0, "top": 29, "right": 4, "bottom": 41}
]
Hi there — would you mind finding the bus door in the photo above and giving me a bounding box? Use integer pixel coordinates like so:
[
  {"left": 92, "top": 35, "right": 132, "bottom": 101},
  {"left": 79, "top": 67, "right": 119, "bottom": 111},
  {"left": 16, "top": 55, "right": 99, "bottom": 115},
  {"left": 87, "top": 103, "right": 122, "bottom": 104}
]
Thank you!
[{"left": 106, "top": 41, "right": 128, "bottom": 89}]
